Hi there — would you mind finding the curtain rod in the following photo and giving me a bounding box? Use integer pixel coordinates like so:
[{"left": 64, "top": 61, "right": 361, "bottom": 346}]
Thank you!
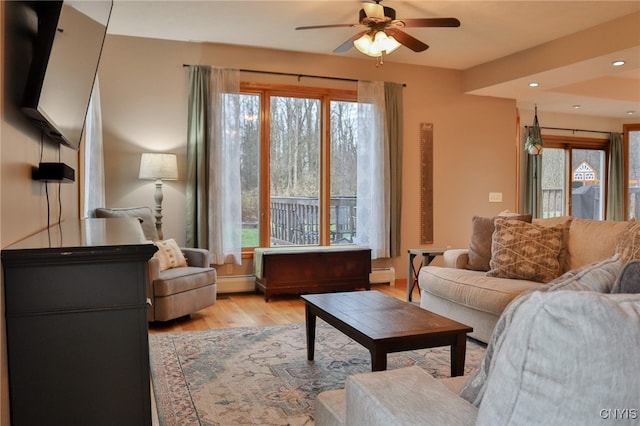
[
  {"left": 525, "top": 125, "right": 612, "bottom": 135},
  {"left": 182, "top": 64, "right": 406, "bottom": 86}
]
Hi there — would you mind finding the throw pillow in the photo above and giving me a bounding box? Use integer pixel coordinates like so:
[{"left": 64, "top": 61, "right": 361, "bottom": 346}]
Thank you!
[
  {"left": 532, "top": 216, "right": 572, "bottom": 273},
  {"left": 467, "top": 213, "right": 532, "bottom": 272},
  {"left": 614, "top": 220, "right": 640, "bottom": 263},
  {"left": 475, "top": 291, "right": 640, "bottom": 425},
  {"left": 154, "top": 238, "right": 188, "bottom": 271},
  {"left": 487, "top": 219, "right": 562, "bottom": 283},
  {"left": 546, "top": 255, "right": 622, "bottom": 293},
  {"left": 611, "top": 260, "right": 640, "bottom": 294}
]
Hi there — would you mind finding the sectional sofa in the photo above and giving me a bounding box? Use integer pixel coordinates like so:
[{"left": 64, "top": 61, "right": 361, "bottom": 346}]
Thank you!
[{"left": 418, "top": 216, "right": 629, "bottom": 343}]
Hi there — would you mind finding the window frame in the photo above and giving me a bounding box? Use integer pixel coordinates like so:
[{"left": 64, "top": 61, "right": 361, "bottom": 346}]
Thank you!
[
  {"left": 623, "top": 124, "right": 640, "bottom": 219},
  {"left": 239, "top": 82, "right": 357, "bottom": 255},
  {"left": 541, "top": 134, "right": 609, "bottom": 217}
]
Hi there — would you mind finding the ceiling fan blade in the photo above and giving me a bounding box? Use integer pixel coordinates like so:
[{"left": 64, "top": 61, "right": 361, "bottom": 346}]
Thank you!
[
  {"left": 296, "top": 23, "right": 360, "bottom": 30},
  {"left": 334, "top": 31, "right": 367, "bottom": 53},
  {"left": 399, "top": 17, "right": 461, "bottom": 28},
  {"left": 362, "top": 2, "right": 384, "bottom": 19},
  {"left": 386, "top": 28, "right": 429, "bottom": 52}
]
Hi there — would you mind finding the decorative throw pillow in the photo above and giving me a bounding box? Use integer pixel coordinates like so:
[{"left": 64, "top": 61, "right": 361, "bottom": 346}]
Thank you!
[
  {"left": 487, "top": 219, "right": 563, "bottom": 283},
  {"left": 532, "top": 216, "right": 572, "bottom": 273},
  {"left": 614, "top": 221, "right": 640, "bottom": 263},
  {"left": 153, "top": 238, "right": 188, "bottom": 272},
  {"left": 467, "top": 213, "right": 532, "bottom": 272},
  {"left": 546, "top": 255, "right": 622, "bottom": 293}
]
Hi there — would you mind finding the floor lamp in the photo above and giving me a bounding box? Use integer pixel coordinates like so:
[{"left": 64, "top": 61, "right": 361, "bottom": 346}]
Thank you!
[{"left": 138, "top": 153, "right": 178, "bottom": 240}]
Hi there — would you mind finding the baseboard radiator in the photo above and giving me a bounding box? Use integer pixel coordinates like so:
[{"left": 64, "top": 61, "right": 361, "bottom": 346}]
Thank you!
[{"left": 217, "top": 267, "right": 396, "bottom": 294}]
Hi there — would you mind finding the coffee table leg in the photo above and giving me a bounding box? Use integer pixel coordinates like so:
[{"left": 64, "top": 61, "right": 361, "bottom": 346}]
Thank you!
[
  {"left": 370, "top": 347, "right": 387, "bottom": 371},
  {"left": 451, "top": 333, "right": 467, "bottom": 377},
  {"left": 305, "top": 303, "right": 316, "bottom": 361}
]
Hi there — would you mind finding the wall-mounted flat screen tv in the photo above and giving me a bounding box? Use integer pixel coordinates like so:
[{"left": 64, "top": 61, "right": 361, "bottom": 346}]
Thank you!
[{"left": 21, "top": 0, "right": 113, "bottom": 151}]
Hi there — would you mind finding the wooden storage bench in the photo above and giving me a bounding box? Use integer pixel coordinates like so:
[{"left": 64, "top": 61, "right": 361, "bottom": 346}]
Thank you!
[{"left": 254, "top": 246, "right": 372, "bottom": 300}]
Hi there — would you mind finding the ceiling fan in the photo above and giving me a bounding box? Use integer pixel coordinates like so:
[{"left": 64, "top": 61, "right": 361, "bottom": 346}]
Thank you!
[{"left": 295, "top": 0, "right": 460, "bottom": 59}]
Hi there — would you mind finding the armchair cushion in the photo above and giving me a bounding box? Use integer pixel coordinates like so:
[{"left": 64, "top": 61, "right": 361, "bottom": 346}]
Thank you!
[{"left": 153, "top": 266, "right": 218, "bottom": 297}]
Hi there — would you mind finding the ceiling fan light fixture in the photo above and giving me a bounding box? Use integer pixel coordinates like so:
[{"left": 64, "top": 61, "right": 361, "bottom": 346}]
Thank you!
[{"left": 354, "top": 30, "right": 401, "bottom": 57}]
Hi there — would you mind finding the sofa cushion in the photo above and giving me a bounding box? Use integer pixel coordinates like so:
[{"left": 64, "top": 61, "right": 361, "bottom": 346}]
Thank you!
[
  {"left": 467, "top": 214, "right": 532, "bottom": 272},
  {"left": 566, "top": 217, "right": 628, "bottom": 270},
  {"left": 154, "top": 238, "right": 188, "bottom": 271},
  {"left": 419, "top": 266, "right": 544, "bottom": 317},
  {"left": 475, "top": 291, "right": 640, "bottom": 425},
  {"left": 487, "top": 219, "right": 563, "bottom": 283},
  {"left": 346, "top": 366, "right": 477, "bottom": 426}
]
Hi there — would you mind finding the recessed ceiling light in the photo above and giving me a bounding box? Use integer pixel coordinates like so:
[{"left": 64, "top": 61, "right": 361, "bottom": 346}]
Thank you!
[
  {"left": 612, "top": 60, "right": 626, "bottom": 67},
  {"left": 529, "top": 82, "right": 539, "bottom": 87},
  {"left": 572, "top": 105, "right": 581, "bottom": 110},
  {"left": 627, "top": 111, "right": 636, "bottom": 115}
]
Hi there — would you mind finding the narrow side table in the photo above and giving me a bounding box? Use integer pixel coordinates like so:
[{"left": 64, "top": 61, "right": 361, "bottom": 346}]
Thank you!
[{"left": 407, "top": 248, "right": 446, "bottom": 302}]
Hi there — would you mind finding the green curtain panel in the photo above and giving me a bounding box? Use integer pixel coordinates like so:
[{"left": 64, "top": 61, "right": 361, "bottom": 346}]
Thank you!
[
  {"left": 185, "top": 65, "right": 210, "bottom": 248},
  {"left": 606, "top": 132, "right": 624, "bottom": 221},
  {"left": 385, "top": 82, "right": 403, "bottom": 258}
]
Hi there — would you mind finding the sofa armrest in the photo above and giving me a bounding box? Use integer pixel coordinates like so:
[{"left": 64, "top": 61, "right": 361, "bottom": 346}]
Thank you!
[
  {"left": 443, "top": 249, "right": 469, "bottom": 269},
  {"left": 181, "top": 248, "right": 211, "bottom": 267},
  {"left": 345, "top": 366, "right": 477, "bottom": 426}
]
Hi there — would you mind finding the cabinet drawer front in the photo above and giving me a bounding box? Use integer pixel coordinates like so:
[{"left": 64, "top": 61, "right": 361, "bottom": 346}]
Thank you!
[{"left": 4, "top": 261, "right": 147, "bottom": 315}]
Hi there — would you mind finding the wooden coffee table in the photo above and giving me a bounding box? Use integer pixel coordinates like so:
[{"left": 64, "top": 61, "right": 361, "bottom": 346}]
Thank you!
[{"left": 301, "top": 291, "right": 473, "bottom": 374}]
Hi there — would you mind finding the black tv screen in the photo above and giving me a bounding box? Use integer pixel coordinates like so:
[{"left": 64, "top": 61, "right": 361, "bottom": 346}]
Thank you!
[{"left": 21, "top": 0, "right": 112, "bottom": 150}]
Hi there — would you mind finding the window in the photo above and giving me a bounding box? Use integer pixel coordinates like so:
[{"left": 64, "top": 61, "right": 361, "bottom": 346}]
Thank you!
[
  {"left": 540, "top": 135, "right": 608, "bottom": 219},
  {"left": 238, "top": 84, "right": 357, "bottom": 249},
  {"left": 625, "top": 124, "right": 640, "bottom": 219}
]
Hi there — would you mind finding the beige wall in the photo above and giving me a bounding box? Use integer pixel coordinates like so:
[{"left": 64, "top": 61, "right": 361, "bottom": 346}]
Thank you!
[{"left": 98, "top": 34, "right": 520, "bottom": 277}]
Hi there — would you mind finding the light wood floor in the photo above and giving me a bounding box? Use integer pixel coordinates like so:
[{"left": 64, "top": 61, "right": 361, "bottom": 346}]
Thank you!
[{"left": 148, "top": 282, "right": 410, "bottom": 334}]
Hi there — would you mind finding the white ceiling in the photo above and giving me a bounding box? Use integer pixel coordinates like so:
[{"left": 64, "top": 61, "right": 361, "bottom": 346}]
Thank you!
[{"left": 107, "top": 0, "right": 640, "bottom": 118}]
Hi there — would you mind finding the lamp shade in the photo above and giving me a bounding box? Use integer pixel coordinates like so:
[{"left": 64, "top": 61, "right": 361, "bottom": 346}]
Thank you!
[{"left": 138, "top": 153, "right": 178, "bottom": 180}]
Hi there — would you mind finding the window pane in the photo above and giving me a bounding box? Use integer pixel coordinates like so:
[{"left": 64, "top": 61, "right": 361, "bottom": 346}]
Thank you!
[
  {"left": 269, "top": 96, "right": 320, "bottom": 246},
  {"left": 239, "top": 94, "right": 260, "bottom": 247},
  {"left": 541, "top": 148, "right": 566, "bottom": 218},
  {"left": 629, "top": 129, "right": 640, "bottom": 220},
  {"left": 571, "top": 149, "right": 604, "bottom": 220},
  {"left": 330, "top": 100, "right": 357, "bottom": 245}
]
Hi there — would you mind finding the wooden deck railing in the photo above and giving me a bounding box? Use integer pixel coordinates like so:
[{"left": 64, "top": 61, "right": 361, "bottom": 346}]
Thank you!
[{"left": 270, "top": 196, "right": 356, "bottom": 245}]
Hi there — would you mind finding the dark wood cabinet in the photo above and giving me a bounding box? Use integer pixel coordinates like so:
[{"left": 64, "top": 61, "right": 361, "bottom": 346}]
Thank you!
[
  {"left": 2, "top": 218, "right": 157, "bottom": 426},
  {"left": 254, "top": 247, "right": 372, "bottom": 300}
]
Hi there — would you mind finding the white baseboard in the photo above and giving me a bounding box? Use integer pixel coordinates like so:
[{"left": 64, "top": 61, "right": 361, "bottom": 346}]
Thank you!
[
  {"left": 217, "top": 275, "right": 256, "bottom": 293},
  {"left": 369, "top": 267, "right": 395, "bottom": 284}
]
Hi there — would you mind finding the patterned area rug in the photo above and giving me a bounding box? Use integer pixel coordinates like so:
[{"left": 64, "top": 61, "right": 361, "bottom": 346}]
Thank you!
[{"left": 149, "top": 321, "right": 485, "bottom": 426}]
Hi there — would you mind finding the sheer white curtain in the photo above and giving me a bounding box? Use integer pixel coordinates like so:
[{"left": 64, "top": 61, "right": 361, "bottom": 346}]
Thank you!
[
  {"left": 83, "top": 74, "right": 105, "bottom": 217},
  {"left": 208, "top": 67, "right": 242, "bottom": 264},
  {"left": 356, "top": 80, "right": 390, "bottom": 258}
]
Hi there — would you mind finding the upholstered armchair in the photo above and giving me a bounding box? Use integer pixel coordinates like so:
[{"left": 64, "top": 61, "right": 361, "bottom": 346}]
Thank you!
[{"left": 94, "top": 207, "right": 217, "bottom": 322}]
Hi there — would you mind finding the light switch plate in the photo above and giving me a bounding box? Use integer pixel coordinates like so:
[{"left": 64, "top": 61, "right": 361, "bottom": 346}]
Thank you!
[{"left": 489, "top": 192, "right": 503, "bottom": 202}]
